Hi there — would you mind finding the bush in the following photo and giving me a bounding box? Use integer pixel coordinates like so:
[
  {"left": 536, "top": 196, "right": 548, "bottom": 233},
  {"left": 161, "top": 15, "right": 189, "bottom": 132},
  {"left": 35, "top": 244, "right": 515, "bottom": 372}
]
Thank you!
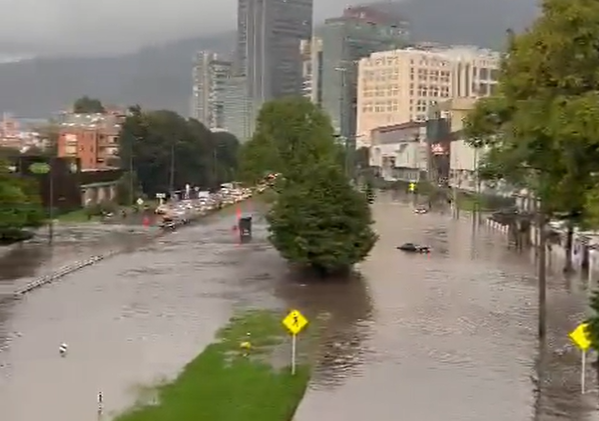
[{"left": 267, "top": 163, "right": 378, "bottom": 274}]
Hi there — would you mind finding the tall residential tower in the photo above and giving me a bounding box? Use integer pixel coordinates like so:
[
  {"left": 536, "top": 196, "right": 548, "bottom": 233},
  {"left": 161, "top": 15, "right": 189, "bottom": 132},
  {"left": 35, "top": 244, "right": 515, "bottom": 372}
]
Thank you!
[{"left": 191, "top": 52, "right": 232, "bottom": 129}]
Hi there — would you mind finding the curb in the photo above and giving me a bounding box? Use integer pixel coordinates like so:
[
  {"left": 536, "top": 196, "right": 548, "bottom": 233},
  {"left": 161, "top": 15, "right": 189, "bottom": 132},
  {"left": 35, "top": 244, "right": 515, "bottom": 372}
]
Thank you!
[{"left": 10, "top": 197, "right": 253, "bottom": 298}]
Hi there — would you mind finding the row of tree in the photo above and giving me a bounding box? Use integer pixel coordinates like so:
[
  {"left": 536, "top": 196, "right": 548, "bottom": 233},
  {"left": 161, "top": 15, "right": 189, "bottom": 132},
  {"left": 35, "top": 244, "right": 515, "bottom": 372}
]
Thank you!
[
  {"left": 0, "top": 97, "right": 241, "bottom": 241},
  {"left": 461, "top": 0, "right": 599, "bottom": 380},
  {"left": 239, "top": 97, "right": 378, "bottom": 274},
  {"left": 117, "top": 106, "right": 240, "bottom": 201}
]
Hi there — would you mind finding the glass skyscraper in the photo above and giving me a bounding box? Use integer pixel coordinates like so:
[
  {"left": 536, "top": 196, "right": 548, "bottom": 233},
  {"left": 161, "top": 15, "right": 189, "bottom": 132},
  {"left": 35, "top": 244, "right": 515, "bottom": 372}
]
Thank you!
[
  {"left": 237, "top": 0, "right": 313, "bottom": 117},
  {"left": 320, "top": 5, "right": 410, "bottom": 141}
]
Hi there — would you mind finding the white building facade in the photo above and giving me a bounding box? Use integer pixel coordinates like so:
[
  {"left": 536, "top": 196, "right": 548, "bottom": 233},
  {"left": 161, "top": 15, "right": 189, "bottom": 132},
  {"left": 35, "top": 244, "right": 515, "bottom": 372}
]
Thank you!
[
  {"left": 356, "top": 46, "right": 500, "bottom": 147},
  {"left": 369, "top": 121, "right": 428, "bottom": 181}
]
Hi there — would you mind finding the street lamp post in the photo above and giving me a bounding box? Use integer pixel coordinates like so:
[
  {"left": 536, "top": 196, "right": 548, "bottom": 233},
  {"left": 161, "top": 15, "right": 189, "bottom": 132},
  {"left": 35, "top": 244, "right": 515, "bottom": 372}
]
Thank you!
[
  {"left": 48, "top": 158, "right": 54, "bottom": 243},
  {"left": 169, "top": 142, "right": 175, "bottom": 194},
  {"left": 334, "top": 59, "right": 359, "bottom": 183},
  {"left": 129, "top": 143, "right": 134, "bottom": 206}
]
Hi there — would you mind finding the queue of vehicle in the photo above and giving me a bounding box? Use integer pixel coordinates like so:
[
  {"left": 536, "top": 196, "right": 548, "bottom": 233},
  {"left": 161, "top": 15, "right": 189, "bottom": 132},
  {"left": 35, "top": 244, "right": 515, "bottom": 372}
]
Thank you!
[{"left": 155, "top": 186, "right": 254, "bottom": 229}]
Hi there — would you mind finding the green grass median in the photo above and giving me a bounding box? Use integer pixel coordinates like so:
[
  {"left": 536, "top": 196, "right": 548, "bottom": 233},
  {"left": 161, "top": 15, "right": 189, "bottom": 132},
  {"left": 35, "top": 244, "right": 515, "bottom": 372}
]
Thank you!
[{"left": 114, "top": 310, "right": 312, "bottom": 421}]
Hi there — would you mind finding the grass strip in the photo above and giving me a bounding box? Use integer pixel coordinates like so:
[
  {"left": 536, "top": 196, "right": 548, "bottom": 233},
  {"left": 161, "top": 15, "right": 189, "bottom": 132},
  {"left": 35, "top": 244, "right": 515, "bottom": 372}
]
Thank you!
[{"left": 114, "top": 309, "right": 311, "bottom": 421}]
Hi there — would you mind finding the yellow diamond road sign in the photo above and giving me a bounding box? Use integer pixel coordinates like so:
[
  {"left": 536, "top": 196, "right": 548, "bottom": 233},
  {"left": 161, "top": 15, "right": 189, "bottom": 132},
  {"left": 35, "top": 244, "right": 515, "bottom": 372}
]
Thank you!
[
  {"left": 569, "top": 323, "right": 591, "bottom": 351},
  {"left": 282, "top": 309, "right": 308, "bottom": 335}
]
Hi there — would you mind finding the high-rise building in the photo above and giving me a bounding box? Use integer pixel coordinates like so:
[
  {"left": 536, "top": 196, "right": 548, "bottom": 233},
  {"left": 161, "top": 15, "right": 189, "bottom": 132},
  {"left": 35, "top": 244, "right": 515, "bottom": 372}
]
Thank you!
[
  {"left": 191, "top": 51, "right": 232, "bottom": 129},
  {"left": 237, "top": 0, "right": 313, "bottom": 113},
  {"left": 222, "top": 76, "right": 253, "bottom": 142},
  {"left": 356, "top": 46, "right": 500, "bottom": 147},
  {"left": 319, "top": 5, "right": 410, "bottom": 144}
]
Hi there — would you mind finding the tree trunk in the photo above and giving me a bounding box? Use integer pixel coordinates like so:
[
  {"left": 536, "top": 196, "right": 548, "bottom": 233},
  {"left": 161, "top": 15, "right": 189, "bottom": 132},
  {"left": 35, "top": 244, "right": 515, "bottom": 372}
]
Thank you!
[{"left": 564, "top": 222, "right": 574, "bottom": 273}]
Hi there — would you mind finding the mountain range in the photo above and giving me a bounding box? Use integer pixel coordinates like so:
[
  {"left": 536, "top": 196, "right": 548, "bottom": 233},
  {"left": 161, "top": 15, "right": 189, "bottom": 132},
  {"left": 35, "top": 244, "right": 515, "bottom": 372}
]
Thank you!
[{"left": 0, "top": 0, "right": 538, "bottom": 118}]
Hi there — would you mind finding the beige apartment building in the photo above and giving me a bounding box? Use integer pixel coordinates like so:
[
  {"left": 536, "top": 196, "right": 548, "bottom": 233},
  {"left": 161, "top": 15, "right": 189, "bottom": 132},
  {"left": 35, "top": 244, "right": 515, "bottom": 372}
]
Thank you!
[
  {"left": 299, "top": 37, "right": 323, "bottom": 105},
  {"left": 356, "top": 46, "right": 500, "bottom": 147}
]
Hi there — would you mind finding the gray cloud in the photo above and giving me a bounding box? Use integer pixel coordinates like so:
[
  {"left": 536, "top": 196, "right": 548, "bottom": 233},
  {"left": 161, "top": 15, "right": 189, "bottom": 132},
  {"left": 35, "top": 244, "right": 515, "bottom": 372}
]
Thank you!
[{"left": 0, "top": 0, "right": 363, "bottom": 55}]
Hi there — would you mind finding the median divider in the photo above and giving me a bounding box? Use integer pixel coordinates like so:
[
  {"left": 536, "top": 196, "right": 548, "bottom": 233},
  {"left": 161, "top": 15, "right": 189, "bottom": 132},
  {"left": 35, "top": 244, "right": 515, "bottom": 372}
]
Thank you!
[{"left": 12, "top": 196, "right": 255, "bottom": 298}]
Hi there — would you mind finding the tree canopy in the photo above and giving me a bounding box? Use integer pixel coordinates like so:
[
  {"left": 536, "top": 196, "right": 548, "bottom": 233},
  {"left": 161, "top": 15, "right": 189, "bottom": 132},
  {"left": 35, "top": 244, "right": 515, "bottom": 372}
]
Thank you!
[
  {"left": 238, "top": 97, "right": 338, "bottom": 184},
  {"left": 117, "top": 106, "right": 240, "bottom": 198},
  {"left": 464, "top": 0, "right": 599, "bottom": 219},
  {"left": 242, "top": 97, "right": 377, "bottom": 274},
  {"left": 73, "top": 96, "right": 105, "bottom": 113},
  {"left": 0, "top": 161, "right": 44, "bottom": 241}
]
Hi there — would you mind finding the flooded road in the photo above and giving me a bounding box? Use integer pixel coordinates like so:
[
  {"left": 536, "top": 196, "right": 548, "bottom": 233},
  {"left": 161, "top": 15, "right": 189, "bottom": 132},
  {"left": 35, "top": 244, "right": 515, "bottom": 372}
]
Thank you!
[
  {"left": 0, "top": 224, "right": 153, "bottom": 295},
  {"left": 0, "top": 206, "right": 275, "bottom": 421},
  {"left": 291, "top": 195, "right": 537, "bottom": 421},
  {"left": 0, "top": 195, "right": 593, "bottom": 420}
]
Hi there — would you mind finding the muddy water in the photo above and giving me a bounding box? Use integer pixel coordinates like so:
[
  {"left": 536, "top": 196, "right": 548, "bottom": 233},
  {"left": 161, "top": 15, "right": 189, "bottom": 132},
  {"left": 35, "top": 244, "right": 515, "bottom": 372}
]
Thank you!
[
  {"left": 0, "top": 208, "right": 277, "bottom": 421},
  {"left": 0, "top": 196, "right": 593, "bottom": 421},
  {"left": 0, "top": 224, "right": 152, "bottom": 295},
  {"left": 285, "top": 195, "right": 536, "bottom": 421}
]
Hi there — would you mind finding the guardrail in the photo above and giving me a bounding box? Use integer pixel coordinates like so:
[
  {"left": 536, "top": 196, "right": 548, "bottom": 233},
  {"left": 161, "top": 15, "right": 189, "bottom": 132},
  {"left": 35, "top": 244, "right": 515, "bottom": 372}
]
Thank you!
[{"left": 13, "top": 253, "right": 116, "bottom": 296}]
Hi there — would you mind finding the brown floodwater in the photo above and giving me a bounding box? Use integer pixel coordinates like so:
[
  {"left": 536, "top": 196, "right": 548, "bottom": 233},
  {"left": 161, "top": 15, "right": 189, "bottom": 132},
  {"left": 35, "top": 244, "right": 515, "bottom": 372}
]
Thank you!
[{"left": 0, "top": 195, "right": 594, "bottom": 420}]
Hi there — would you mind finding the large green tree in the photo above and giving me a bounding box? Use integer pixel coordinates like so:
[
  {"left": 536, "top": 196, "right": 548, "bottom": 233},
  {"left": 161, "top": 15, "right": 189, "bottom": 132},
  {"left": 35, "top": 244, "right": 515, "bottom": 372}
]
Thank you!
[
  {"left": 118, "top": 106, "right": 240, "bottom": 196},
  {"left": 268, "top": 162, "right": 377, "bottom": 274},
  {"left": 73, "top": 96, "right": 105, "bottom": 113},
  {"left": 464, "top": 0, "right": 599, "bottom": 349},
  {"left": 247, "top": 97, "right": 377, "bottom": 274},
  {"left": 0, "top": 162, "right": 44, "bottom": 241},
  {"left": 238, "top": 97, "right": 338, "bottom": 184}
]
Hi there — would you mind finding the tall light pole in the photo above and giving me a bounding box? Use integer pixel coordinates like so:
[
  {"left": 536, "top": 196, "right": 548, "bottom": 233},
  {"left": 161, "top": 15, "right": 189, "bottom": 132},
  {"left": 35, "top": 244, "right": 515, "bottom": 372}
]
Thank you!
[
  {"left": 128, "top": 142, "right": 134, "bottom": 206},
  {"left": 334, "top": 59, "right": 358, "bottom": 182},
  {"left": 48, "top": 158, "right": 54, "bottom": 243},
  {"left": 169, "top": 142, "right": 175, "bottom": 194},
  {"left": 213, "top": 146, "right": 218, "bottom": 188}
]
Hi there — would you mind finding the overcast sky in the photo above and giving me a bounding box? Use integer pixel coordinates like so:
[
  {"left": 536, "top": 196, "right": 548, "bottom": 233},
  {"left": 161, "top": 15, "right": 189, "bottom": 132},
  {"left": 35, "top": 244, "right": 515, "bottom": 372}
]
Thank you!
[{"left": 0, "top": 0, "right": 364, "bottom": 56}]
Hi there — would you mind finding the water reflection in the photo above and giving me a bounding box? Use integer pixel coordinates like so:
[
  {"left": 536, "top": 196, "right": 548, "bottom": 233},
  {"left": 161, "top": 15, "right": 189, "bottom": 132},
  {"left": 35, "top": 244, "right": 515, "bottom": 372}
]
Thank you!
[
  {"left": 0, "top": 246, "right": 45, "bottom": 282},
  {"left": 0, "top": 299, "right": 12, "bottom": 353},
  {"left": 275, "top": 270, "right": 374, "bottom": 389}
]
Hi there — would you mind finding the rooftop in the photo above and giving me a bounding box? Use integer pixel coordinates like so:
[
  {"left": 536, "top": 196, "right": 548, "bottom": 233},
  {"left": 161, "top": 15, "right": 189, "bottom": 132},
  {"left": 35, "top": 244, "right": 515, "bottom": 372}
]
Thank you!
[{"left": 59, "top": 113, "right": 123, "bottom": 130}]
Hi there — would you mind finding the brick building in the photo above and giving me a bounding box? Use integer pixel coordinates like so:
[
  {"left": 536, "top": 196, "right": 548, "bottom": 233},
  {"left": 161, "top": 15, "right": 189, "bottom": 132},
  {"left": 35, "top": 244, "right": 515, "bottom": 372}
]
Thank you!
[{"left": 57, "top": 110, "right": 125, "bottom": 170}]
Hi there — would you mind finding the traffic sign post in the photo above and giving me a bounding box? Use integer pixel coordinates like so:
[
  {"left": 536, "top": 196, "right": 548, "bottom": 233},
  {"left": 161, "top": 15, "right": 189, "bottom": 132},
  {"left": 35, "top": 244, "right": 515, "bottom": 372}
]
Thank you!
[
  {"left": 282, "top": 309, "right": 308, "bottom": 375},
  {"left": 569, "top": 322, "right": 592, "bottom": 394}
]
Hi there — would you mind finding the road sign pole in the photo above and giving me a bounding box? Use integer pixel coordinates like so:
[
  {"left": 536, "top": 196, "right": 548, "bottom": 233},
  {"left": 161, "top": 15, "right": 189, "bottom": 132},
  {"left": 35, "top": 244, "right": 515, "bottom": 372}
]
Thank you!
[
  {"left": 291, "top": 333, "right": 297, "bottom": 375},
  {"left": 581, "top": 350, "right": 586, "bottom": 394}
]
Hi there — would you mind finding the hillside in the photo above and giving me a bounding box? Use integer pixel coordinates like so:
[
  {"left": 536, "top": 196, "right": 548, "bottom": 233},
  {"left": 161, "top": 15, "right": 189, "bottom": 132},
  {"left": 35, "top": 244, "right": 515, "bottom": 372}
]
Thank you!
[{"left": 0, "top": 32, "right": 236, "bottom": 117}]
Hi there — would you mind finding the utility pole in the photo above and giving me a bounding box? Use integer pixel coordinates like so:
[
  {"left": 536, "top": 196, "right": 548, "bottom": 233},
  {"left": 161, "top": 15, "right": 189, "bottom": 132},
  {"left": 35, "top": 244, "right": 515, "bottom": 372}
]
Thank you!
[
  {"left": 213, "top": 146, "right": 218, "bottom": 187},
  {"left": 535, "top": 209, "right": 548, "bottom": 420},
  {"left": 48, "top": 157, "right": 54, "bottom": 244},
  {"left": 169, "top": 142, "right": 175, "bottom": 194},
  {"left": 128, "top": 144, "right": 134, "bottom": 206}
]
